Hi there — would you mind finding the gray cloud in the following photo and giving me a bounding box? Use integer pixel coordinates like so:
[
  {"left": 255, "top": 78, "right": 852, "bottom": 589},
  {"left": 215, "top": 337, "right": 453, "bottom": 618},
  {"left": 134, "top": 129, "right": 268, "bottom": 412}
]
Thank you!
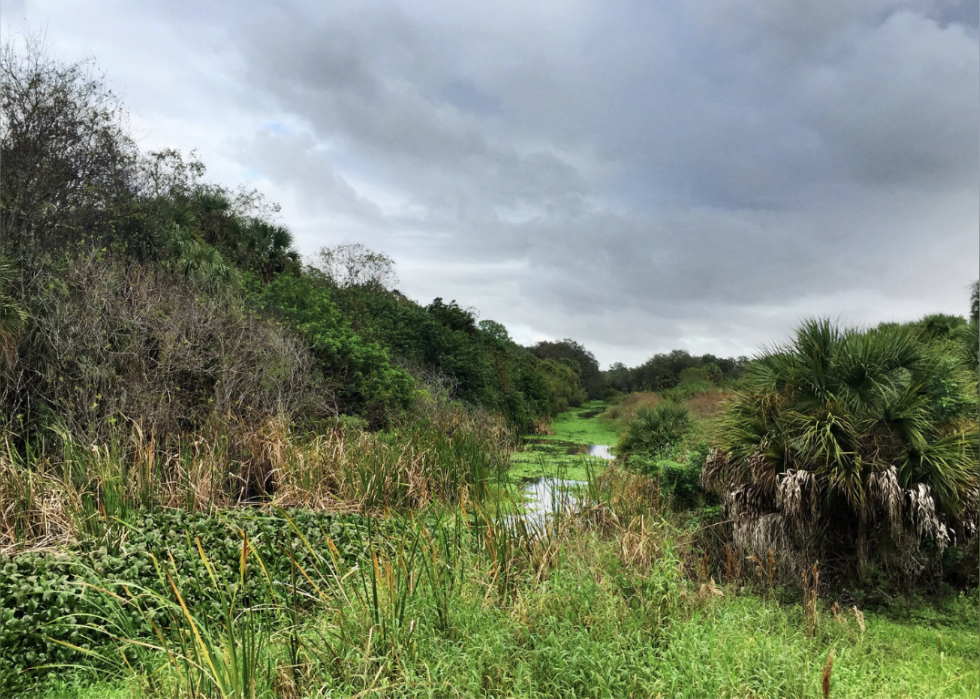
[{"left": 5, "top": 0, "right": 977, "bottom": 366}]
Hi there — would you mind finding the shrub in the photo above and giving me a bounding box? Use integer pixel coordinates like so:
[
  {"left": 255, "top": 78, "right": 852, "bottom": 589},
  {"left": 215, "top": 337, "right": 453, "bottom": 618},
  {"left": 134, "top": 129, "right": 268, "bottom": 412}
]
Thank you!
[
  {"left": 617, "top": 401, "right": 693, "bottom": 458},
  {"left": 1, "top": 254, "right": 330, "bottom": 443}
]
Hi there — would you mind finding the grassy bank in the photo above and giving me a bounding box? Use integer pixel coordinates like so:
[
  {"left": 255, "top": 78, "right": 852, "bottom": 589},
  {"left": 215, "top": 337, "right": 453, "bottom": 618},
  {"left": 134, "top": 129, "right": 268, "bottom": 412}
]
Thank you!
[{"left": 16, "top": 489, "right": 980, "bottom": 699}]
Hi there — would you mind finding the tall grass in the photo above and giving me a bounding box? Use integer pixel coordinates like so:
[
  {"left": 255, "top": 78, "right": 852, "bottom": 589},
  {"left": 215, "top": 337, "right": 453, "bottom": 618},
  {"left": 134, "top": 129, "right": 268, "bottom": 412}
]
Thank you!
[
  {"left": 14, "top": 465, "right": 977, "bottom": 699},
  {"left": 1, "top": 407, "right": 510, "bottom": 552}
]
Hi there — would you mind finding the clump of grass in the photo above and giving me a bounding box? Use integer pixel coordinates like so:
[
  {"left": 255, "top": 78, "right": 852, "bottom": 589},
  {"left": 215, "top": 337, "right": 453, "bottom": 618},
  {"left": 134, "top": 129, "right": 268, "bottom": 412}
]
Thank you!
[
  {"left": 599, "top": 392, "right": 662, "bottom": 430},
  {"left": 682, "top": 390, "right": 730, "bottom": 420}
]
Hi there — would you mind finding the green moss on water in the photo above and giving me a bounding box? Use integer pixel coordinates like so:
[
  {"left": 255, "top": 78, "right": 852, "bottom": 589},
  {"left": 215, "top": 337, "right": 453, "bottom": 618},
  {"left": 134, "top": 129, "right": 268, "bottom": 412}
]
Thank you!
[
  {"left": 546, "top": 401, "right": 620, "bottom": 445},
  {"left": 507, "top": 401, "right": 620, "bottom": 482}
]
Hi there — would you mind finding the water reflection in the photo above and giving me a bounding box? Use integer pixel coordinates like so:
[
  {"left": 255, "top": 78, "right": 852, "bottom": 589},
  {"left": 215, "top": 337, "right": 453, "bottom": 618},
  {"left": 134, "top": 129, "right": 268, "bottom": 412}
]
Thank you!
[
  {"left": 584, "top": 444, "right": 613, "bottom": 459},
  {"left": 522, "top": 439, "right": 615, "bottom": 460},
  {"left": 510, "top": 476, "right": 585, "bottom": 533}
]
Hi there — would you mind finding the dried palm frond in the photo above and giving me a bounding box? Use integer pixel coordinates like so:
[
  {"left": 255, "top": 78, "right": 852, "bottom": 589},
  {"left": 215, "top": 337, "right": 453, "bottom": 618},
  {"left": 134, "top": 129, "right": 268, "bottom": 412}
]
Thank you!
[
  {"left": 750, "top": 452, "right": 778, "bottom": 497},
  {"left": 734, "top": 512, "right": 785, "bottom": 559},
  {"left": 906, "top": 483, "right": 950, "bottom": 550},
  {"left": 726, "top": 483, "right": 770, "bottom": 522},
  {"left": 957, "top": 486, "right": 979, "bottom": 540},
  {"left": 776, "top": 469, "right": 818, "bottom": 525},
  {"left": 701, "top": 449, "right": 730, "bottom": 491},
  {"left": 867, "top": 466, "right": 902, "bottom": 538}
]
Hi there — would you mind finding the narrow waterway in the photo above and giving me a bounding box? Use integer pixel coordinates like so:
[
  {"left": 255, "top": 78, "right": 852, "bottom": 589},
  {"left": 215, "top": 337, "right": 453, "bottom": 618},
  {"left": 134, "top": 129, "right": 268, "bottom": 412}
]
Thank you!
[{"left": 510, "top": 402, "right": 617, "bottom": 532}]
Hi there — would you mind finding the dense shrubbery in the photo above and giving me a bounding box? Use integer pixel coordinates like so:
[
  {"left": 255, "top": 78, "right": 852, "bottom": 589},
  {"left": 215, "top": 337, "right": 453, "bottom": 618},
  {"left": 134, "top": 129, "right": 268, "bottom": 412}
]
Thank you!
[
  {"left": 0, "top": 40, "right": 584, "bottom": 455},
  {"left": 615, "top": 401, "right": 712, "bottom": 508},
  {"left": 616, "top": 401, "right": 693, "bottom": 458},
  {"left": 3, "top": 254, "right": 331, "bottom": 443},
  {"left": 605, "top": 349, "right": 748, "bottom": 394}
]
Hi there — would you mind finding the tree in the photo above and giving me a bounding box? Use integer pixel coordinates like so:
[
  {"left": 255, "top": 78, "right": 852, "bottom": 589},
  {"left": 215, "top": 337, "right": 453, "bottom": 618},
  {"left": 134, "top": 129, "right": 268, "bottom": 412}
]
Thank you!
[
  {"left": 532, "top": 339, "right": 606, "bottom": 400},
  {"left": 971, "top": 280, "right": 979, "bottom": 324},
  {"left": 0, "top": 36, "right": 136, "bottom": 257},
  {"left": 477, "top": 319, "right": 511, "bottom": 343},
  {"left": 704, "top": 318, "right": 979, "bottom": 583},
  {"left": 310, "top": 243, "right": 398, "bottom": 290}
]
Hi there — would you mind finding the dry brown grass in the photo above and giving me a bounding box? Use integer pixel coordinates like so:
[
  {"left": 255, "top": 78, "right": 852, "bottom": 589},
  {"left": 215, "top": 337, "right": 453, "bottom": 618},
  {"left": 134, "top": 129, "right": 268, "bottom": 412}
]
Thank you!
[
  {"left": 599, "top": 392, "right": 663, "bottom": 428},
  {"left": 1, "top": 406, "right": 510, "bottom": 552},
  {"left": 682, "top": 390, "right": 732, "bottom": 420}
]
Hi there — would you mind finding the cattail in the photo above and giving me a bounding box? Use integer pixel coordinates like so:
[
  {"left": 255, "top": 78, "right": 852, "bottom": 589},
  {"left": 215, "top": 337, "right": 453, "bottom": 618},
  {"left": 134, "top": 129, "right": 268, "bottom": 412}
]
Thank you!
[{"left": 821, "top": 648, "right": 835, "bottom": 699}]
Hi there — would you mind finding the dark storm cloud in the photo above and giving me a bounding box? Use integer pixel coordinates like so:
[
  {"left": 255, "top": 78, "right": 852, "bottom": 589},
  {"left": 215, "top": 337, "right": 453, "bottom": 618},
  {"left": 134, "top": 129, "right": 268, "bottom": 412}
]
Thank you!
[{"left": 8, "top": 0, "right": 977, "bottom": 365}]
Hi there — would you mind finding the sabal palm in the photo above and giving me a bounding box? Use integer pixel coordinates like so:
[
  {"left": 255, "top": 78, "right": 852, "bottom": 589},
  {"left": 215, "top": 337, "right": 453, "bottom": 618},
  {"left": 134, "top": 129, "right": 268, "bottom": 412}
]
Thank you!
[
  {"left": 146, "top": 198, "right": 238, "bottom": 291},
  {"left": 241, "top": 220, "right": 299, "bottom": 281},
  {"left": 711, "top": 319, "right": 978, "bottom": 559}
]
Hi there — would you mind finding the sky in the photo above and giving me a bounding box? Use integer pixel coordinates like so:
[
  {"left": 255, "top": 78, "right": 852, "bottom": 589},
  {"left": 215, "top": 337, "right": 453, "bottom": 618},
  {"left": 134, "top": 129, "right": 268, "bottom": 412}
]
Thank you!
[{"left": 3, "top": 0, "right": 978, "bottom": 367}]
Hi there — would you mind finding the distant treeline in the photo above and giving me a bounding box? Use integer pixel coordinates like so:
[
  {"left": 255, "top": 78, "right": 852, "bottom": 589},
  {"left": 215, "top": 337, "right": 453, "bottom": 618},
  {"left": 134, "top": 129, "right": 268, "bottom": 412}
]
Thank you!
[{"left": 604, "top": 350, "right": 749, "bottom": 394}]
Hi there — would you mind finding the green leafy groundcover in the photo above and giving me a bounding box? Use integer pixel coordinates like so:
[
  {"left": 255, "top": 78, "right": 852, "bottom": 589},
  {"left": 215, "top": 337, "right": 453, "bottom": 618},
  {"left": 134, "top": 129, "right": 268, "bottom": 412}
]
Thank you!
[{"left": 0, "top": 508, "right": 372, "bottom": 690}]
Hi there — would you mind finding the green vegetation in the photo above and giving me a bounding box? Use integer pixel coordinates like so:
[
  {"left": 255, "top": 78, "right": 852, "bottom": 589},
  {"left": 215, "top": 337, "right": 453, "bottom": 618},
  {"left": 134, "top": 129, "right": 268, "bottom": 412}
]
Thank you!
[
  {"left": 704, "top": 318, "right": 979, "bottom": 587},
  {"left": 509, "top": 401, "right": 619, "bottom": 482},
  {"left": 1, "top": 39, "right": 977, "bottom": 699},
  {"left": 604, "top": 348, "right": 748, "bottom": 394}
]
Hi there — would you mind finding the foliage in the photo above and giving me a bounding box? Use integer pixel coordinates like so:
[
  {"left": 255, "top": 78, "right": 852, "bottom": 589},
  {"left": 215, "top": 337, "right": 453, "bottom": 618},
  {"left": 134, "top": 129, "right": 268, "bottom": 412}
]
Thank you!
[
  {"left": 617, "top": 401, "right": 693, "bottom": 458},
  {"left": 13, "top": 497, "right": 979, "bottom": 699},
  {"left": 319, "top": 285, "right": 582, "bottom": 431},
  {"left": 606, "top": 350, "right": 748, "bottom": 394},
  {"left": 0, "top": 509, "right": 371, "bottom": 691},
  {"left": 0, "top": 35, "right": 137, "bottom": 260},
  {"left": 705, "top": 318, "right": 980, "bottom": 584},
  {"left": 532, "top": 338, "right": 606, "bottom": 400},
  {"left": 254, "top": 273, "right": 414, "bottom": 424}
]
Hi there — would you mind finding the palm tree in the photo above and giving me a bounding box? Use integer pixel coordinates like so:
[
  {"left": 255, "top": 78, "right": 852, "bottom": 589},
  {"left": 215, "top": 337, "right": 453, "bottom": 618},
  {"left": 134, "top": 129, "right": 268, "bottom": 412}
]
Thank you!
[
  {"left": 705, "top": 319, "right": 978, "bottom": 579},
  {"left": 240, "top": 219, "right": 300, "bottom": 282},
  {"left": 144, "top": 197, "right": 238, "bottom": 291}
]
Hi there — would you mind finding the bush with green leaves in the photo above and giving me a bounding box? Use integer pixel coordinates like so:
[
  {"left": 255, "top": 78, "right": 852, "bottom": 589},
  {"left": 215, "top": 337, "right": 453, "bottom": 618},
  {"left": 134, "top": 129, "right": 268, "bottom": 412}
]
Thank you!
[
  {"left": 616, "top": 401, "right": 693, "bottom": 458},
  {"left": 0, "top": 509, "right": 373, "bottom": 690},
  {"left": 624, "top": 439, "right": 710, "bottom": 508},
  {"left": 254, "top": 273, "right": 415, "bottom": 424}
]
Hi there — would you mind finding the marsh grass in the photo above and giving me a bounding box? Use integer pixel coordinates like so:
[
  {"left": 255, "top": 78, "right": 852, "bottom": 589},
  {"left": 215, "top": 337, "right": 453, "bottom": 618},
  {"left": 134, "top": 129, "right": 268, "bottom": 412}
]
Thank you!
[
  {"left": 7, "top": 405, "right": 978, "bottom": 699},
  {"left": 18, "top": 482, "right": 980, "bottom": 699},
  {"left": 1, "top": 407, "right": 510, "bottom": 553}
]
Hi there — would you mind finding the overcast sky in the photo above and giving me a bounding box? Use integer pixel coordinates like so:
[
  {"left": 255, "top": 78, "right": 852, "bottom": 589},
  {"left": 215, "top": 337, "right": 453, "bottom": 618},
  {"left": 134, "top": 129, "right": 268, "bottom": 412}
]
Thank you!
[{"left": 4, "top": 0, "right": 978, "bottom": 367}]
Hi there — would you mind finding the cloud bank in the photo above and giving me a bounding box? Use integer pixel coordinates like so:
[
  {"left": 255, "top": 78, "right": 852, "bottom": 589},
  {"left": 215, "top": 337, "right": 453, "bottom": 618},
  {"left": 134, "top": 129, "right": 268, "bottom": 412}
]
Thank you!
[{"left": 5, "top": 0, "right": 977, "bottom": 365}]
